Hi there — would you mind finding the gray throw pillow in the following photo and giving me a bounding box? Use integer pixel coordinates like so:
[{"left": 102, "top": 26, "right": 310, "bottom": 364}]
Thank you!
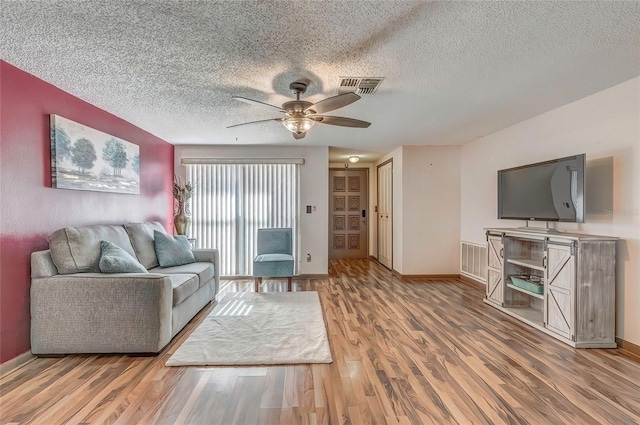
[
  {"left": 99, "top": 240, "right": 148, "bottom": 273},
  {"left": 153, "top": 230, "right": 196, "bottom": 267}
]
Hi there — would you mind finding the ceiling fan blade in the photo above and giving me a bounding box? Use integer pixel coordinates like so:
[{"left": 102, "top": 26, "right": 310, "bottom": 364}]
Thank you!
[
  {"left": 227, "top": 118, "right": 283, "bottom": 128},
  {"left": 292, "top": 132, "right": 306, "bottom": 140},
  {"left": 232, "top": 96, "right": 285, "bottom": 113},
  {"left": 310, "top": 115, "right": 371, "bottom": 128},
  {"left": 305, "top": 93, "right": 361, "bottom": 114}
]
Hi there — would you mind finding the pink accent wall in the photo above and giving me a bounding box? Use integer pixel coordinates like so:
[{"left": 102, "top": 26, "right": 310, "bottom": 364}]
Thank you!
[{"left": 0, "top": 61, "right": 175, "bottom": 364}]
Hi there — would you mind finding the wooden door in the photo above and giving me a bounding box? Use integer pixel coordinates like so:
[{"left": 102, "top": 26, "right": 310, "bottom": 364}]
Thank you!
[
  {"left": 486, "top": 235, "right": 504, "bottom": 305},
  {"left": 377, "top": 160, "right": 392, "bottom": 269},
  {"left": 545, "top": 244, "right": 576, "bottom": 339},
  {"left": 329, "top": 168, "right": 368, "bottom": 259}
]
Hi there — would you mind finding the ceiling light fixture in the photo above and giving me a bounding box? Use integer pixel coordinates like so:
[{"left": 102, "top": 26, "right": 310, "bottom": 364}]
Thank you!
[
  {"left": 229, "top": 81, "right": 370, "bottom": 140},
  {"left": 282, "top": 116, "right": 315, "bottom": 134},
  {"left": 348, "top": 156, "right": 360, "bottom": 163}
]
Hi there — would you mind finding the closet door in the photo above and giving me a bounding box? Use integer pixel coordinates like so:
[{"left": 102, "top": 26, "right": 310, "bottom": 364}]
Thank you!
[{"left": 377, "top": 160, "right": 392, "bottom": 269}]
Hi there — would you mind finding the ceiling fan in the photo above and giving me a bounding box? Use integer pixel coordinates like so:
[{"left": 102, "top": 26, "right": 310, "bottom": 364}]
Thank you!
[{"left": 227, "top": 81, "right": 371, "bottom": 139}]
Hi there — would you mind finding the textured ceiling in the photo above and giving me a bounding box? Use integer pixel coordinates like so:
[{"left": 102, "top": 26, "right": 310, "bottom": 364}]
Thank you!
[{"left": 1, "top": 1, "right": 639, "bottom": 163}]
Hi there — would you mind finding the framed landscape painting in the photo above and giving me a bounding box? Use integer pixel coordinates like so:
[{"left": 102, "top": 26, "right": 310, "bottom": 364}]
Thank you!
[{"left": 50, "top": 115, "right": 140, "bottom": 194}]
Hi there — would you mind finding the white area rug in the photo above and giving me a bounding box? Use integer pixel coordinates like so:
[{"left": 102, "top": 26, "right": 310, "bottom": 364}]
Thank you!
[{"left": 166, "top": 291, "right": 333, "bottom": 366}]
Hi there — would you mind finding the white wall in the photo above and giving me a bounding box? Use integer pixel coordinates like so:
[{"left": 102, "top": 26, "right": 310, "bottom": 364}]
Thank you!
[
  {"left": 402, "top": 146, "right": 461, "bottom": 274},
  {"left": 175, "top": 145, "right": 329, "bottom": 275},
  {"left": 461, "top": 77, "right": 640, "bottom": 345},
  {"left": 375, "top": 146, "right": 461, "bottom": 275}
]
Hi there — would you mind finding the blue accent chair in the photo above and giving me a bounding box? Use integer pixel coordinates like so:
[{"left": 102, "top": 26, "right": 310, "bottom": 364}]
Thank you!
[{"left": 253, "top": 228, "right": 294, "bottom": 292}]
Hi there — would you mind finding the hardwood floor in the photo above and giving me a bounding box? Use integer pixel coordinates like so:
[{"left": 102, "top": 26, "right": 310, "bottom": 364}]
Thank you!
[{"left": 1, "top": 259, "right": 639, "bottom": 424}]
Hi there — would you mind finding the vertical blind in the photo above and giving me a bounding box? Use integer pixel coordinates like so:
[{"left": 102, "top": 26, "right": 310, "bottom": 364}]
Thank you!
[{"left": 186, "top": 163, "right": 299, "bottom": 276}]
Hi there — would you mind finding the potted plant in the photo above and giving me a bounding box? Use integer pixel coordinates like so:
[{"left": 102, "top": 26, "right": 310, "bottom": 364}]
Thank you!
[{"left": 172, "top": 175, "right": 195, "bottom": 235}]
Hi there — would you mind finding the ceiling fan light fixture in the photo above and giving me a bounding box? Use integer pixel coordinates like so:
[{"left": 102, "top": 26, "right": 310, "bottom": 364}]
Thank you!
[
  {"left": 283, "top": 117, "right": 315, "bottom": 134},
  {"left": 229, "top": 81, "right": 370, "bottom": 136},
  {"left": 348, "top": 156, "right": 360, "bottom": 163}
]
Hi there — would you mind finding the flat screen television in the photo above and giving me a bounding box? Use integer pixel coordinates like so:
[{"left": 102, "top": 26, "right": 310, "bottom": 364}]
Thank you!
[{"left": 498, "top": 154, "right": 585, "bottom": 223}]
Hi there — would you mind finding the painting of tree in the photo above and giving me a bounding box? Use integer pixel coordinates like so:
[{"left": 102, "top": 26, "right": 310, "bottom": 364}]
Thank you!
[
  {"left": 51, "top": 126, "right": 72, "bottom": 165},
  {"left": 71, "top": 138, "right": 97, "bottom": 173},
  {"left": 50, "top": 115, "right": 140, "bottom": 194},
  {"left": 132, "top": 154, "right": 140, "bottom": 175},
  {"left": 102, "top": 138, "right": 129, "bottom": 176}
]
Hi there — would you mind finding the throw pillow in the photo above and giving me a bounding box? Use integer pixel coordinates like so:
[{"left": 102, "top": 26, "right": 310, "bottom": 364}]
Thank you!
[
  {"left": 153, "top": 230, "right": 196, "bottom": 267},
  {"left": 99, "top": 240, "right": 148, "bottom": 273}
]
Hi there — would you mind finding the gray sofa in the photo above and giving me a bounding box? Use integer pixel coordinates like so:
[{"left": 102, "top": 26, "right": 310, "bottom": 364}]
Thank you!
[{"left": 30, "top": 222, "right": 219, "bottom": 355}]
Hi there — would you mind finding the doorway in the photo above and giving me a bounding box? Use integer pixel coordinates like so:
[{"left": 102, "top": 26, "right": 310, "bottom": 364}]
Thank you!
[{"left": 329, "top": 168, "right": 368, "bottom": 259}]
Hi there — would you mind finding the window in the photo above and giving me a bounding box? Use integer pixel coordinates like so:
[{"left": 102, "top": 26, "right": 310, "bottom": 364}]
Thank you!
[{"left": 186, "top": 162, "right": 299, "bottom": 276}]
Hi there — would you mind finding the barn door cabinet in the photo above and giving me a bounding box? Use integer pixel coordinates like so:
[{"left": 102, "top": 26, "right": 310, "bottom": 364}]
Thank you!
[
  {"left": 484, "top": 228, "right": 617, "bottom": 348},
  {"left": 486, "top": 235, "right": 504, "bottom": 305}
]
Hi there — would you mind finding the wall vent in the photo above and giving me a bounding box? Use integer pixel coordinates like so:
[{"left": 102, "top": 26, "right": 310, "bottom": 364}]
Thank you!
[
  {"left": 461, "top": 241, "right": 487, "bottom": 283},
  {"left": 338, "top": 77, "right": 384, "bottom": 95}
]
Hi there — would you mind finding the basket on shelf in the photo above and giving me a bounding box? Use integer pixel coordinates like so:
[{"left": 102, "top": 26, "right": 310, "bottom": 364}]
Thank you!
[{"left": 509, "top": 275, "right": 544, "bottom": 295}]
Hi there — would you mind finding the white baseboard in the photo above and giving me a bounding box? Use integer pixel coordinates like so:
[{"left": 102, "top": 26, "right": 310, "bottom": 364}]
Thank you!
[
  {"left": 0, "top": 351, "right": 36, "bottom": 378},
  {"left": 460, "top": 271, "right": 487, "bottom": 284}
]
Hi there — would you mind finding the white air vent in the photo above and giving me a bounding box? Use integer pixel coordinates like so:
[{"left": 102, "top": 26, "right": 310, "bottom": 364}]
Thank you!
[
  {"left": 338, "top": 77, "right": 384, "bottom": 95},
  {"left": 461, "top": 241, "right": 487, "bottom": 283}
]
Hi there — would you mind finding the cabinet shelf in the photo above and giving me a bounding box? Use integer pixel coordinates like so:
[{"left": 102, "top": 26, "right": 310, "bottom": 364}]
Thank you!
[
  {"left": 506, "top": 257, "right": 545, "bottom": 271},
  {"left": 506, "top": 283, "right": 544, "bottom": 300},
  {"left": 501, "top": 306, "right": 544, "bottom": 327}
]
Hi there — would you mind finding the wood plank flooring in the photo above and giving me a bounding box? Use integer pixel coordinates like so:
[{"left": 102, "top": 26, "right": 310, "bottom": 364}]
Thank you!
[{"left": 1, "top": 259, "right": 639, "bottom": 424}]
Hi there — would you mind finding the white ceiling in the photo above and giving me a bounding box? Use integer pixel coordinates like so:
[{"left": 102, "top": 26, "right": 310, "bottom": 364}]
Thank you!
[{"left": 1, "top": 1, "right": 639, "bottom": 163}]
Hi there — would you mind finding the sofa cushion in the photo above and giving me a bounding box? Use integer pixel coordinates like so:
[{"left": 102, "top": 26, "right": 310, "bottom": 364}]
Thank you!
[
  {"left": 167, "top": 273, "right": 200, "bottom": 306},
  {"left": 31, "top": 251, "right": 59, "bottom": 279},
  {"left": 153, "top": 231, "right": 196, "bottom": 267},
  {"left": 149, "top": 262, "right": 214, "bottom": 288},
  {"left": 124, "top": 222, "right": 167, "bottom": 269},
  {"left": 48, "top": 225, "right": 136, "bottom": 274},
  {"left": 99, "top": 241, "right": 148, "bottom": 274}
]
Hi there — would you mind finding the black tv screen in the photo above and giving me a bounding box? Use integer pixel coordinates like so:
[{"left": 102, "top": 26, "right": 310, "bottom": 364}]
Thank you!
[{"left": 498, "top": 154, "right": 585, "bottom": 223}]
